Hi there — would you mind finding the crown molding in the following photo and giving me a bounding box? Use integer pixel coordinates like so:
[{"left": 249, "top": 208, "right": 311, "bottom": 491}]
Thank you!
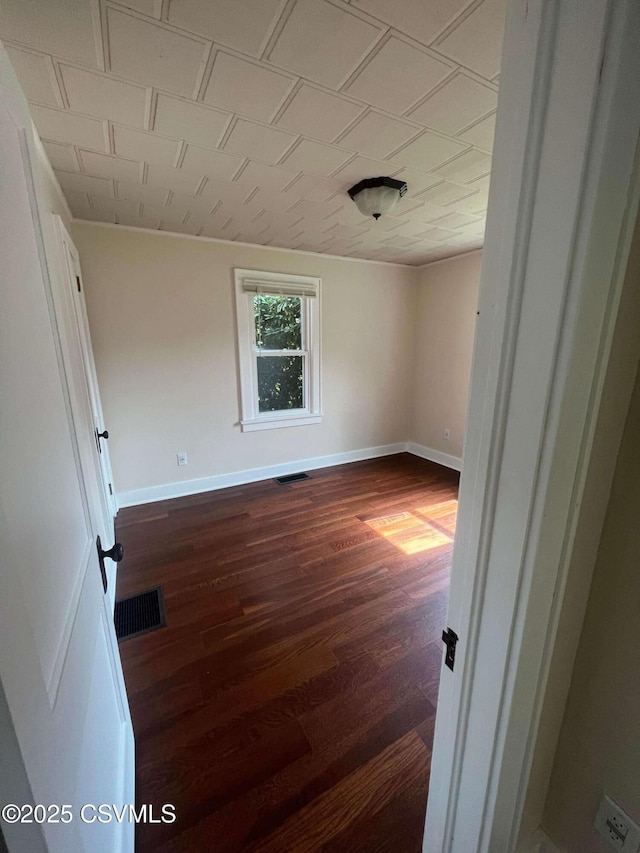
[
  {"left": 416, "top": 246, "right": 483, "bottom": 271},
  {"left": 71, "top": 219, "right": 421, "bottom": 269}
]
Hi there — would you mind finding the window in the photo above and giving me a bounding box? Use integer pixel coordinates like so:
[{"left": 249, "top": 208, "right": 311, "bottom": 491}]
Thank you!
[{"left": 234, "top": 269, "right": 321, "bottom": 431}]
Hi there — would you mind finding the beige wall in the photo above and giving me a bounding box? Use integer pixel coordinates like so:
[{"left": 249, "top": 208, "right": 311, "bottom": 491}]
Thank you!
[
  {"left": 409, "top": 251, "right": 480, "bottom": 460},
  {"left": 72, "top": 222, "right": 418, "bottom": 498},
  {"left": 540, "top": 362, "right": 640, "bottom": 851}
]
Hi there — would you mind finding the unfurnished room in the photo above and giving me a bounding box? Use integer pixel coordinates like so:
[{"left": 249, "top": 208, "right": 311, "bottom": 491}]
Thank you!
[{"left": 2, "top": 2, "right": 640, "bottom": 853}]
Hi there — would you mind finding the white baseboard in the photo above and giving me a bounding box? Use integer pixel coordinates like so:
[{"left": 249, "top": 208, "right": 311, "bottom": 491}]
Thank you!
[
  {"left": 117, "top": 441, "right": 463, "bottom": 508},
  {"left": 406, "top": 441, "right": 463, "bottom": 472},
  {"left": 117, "top": 443, "right": 406, "bottom": 507},
  {"left": 519, "top": 829, "right": 563, "bottom": 853}
]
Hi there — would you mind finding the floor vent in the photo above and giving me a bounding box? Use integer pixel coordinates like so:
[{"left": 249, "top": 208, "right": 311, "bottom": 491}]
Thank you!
[
  {"left": 274, "top": 472, "right": 310, "bottom": 484},
  {"left": 114, "top": 586, "right": 166, "bottom": 642}
]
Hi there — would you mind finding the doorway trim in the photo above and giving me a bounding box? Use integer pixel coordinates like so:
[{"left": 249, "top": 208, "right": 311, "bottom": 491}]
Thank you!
[
  {"left": 424, "top": 0, "right": 640, "bottom": 850},
  {"left": 52, "top": 214, "right": 118, "bottom": 526}
]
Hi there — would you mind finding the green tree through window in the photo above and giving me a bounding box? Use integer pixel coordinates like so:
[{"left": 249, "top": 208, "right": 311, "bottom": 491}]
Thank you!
[{"left": 254, "top": 295, "right": 305, "bottom": 412}]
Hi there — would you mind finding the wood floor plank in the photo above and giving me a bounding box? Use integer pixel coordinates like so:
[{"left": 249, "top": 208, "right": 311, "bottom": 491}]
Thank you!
[
  {"left": 136, "top": 652, "right": 380, "bottom": 767},
  {"left": 298, "top": 653, "right": 436, "bottom": 751},
  {"left": 319, "top": 773, "right": 430, "bottom": 853},
  {"left": 199, "top": 644, "right": 339, "bottom": 712},
  {"left": 245, "top": 731, "right": 430, "bottom": 853},
  {"left": 152, "top": 698, "right": 431, "bottom": 853},
  {"left": 333, "top": 589, "right": 448, "bottom": 669},
  {"left": 114, "top": 454, "right": 458, "bottom": 851},
  {"left": 243, "top": 694, "right": 434, "bottom": 848},
  {"left": 136, "top": 719, "right": 311, "bottom": 850}
]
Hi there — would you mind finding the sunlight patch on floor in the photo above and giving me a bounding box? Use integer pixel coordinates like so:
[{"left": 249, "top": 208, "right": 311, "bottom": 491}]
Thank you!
[
  {"left": 364, "top": 503, "right": 457, "bottom": 555},
  {"left": 414, "top": 499, "right": 458, "bottom": 535}
]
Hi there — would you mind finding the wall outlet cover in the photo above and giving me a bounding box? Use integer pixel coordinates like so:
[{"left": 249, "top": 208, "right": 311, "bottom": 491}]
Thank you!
[
  {"left": 594, "top": 795, "right": 640, "bottom": 851},
  {"left": 177, "top": 452, "right": 188, "bottom": 466}
]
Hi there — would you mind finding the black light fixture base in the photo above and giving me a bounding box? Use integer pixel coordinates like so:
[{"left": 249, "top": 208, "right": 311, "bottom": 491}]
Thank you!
[{"left": 347, "top": 176, "right": 407, "bottom": 200}]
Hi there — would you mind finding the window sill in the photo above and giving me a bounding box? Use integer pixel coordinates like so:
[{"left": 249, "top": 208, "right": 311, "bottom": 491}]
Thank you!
[{"left": 240, "top": 413, "right": 323, "bottom": 432}]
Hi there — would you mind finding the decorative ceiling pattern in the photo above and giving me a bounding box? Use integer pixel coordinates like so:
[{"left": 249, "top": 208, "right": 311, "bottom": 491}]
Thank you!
[{"left": 1, "top": 0, "right": 505, "bottom": 265}]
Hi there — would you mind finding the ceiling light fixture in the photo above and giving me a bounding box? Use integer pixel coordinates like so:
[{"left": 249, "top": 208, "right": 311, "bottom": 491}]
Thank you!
[{"left": 348, "top": 177, "right": 408, "bottom": 220}]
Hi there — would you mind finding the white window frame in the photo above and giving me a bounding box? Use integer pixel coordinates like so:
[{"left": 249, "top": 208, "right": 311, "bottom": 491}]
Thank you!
[{"left": 234, "top": 268, "right": 322, "bottom": 432}]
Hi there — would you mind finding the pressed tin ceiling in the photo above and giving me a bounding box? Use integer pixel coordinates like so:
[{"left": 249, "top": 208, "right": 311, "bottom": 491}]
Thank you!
[{"left": 1, "top": 0, "right": 505, "bottom": 266}]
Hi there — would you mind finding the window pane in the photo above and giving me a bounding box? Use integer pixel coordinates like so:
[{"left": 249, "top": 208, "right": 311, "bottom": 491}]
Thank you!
[
  {"left": 254, "top": 295, "right": 302, "bottom": 350},
  {"left": 257, "top": 355, "right": 304, "bottom": 412}
]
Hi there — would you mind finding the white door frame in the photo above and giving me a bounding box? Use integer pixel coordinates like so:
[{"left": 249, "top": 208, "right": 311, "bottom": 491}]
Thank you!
[
  {"left": 52, "top": 216, "right": 119, "bottom": 535},
  {"left": 425, "top": 1, "right": 640, "bottom": 850}
]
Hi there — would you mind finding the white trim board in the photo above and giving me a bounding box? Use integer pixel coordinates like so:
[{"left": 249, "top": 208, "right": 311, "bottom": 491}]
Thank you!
[
  {"left": 117, "top": 443, "right": 404, "bottom": 507},
  {"left": 415, "top": 247, "right": 484, "bottom": 272},
  {"left": 116, "top": 442, "right": 460, "bottom": 507},
  {"left": 73, "top": 218, "right": 481, "bottom": 271},
  {"left": 71, "top": 219, "right": 417, "bottom": 269},
  {"left": 423, "top": 1, "right": 640, "bottom": 851},
  {"left": 521, "top": 831, "right": 563, "bottom": 853},
  {"left": 406, "top": 442, "right": 463, "bottom": 472}
]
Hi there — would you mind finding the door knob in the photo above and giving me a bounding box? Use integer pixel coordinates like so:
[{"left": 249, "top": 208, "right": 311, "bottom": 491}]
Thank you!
[
  {"left": 99, "top": 541, "right": 123, "bottom": 563},
  {"left": 97, "top": 430, "right": 109, "bottom": 440},
  {"left": 96, "top": 536, "right": 124, "bottom": 594}
]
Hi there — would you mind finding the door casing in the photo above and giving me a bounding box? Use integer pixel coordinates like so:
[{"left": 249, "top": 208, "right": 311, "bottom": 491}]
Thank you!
[{"left": 424, "top": 1, "right": 640, "bottom": 850}]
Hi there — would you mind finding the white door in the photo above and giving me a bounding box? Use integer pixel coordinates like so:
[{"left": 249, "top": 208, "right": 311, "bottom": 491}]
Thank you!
[
  {"left": 0, "top": 55, "right": 134, "bottom": 853},
  {"left": 53, "top": 217, "right": 118, "bottom": 550}
]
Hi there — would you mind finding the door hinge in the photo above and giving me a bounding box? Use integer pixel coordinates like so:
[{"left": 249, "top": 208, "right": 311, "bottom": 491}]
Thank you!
[
  {"left": 108, "top": 483, "right": 113, "bottom": 495},
  {"left": 76, "top": 275, "right": 81, "bottom": 293},
  {"left": 442, "top": 627, "right": 459, "bottom": 671}
]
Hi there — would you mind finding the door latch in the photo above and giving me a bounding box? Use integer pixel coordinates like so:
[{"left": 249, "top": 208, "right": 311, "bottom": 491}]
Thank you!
[
  {"left": 442, "top": 627, "right": 459, "bottom": 671},
  {"left": 95, "top": 428, "right": 109, "bottom": 454}
]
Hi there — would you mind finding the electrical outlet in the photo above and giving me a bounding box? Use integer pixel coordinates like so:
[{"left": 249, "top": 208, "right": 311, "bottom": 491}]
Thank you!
[
  {"left": 594, "top": 795, "right": 640, "bottom": 850},
  {"left": 177, "top": 452, "right": 188, "bottom": 466},
  {"left": 443, "top": 428, "right": 451, "bottom": 440}
]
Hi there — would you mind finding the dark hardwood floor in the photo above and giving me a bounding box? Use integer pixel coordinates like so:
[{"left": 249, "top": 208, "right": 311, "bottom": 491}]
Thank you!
[{"left": 115, "top": 453, "right": 459, "bottom": 852}]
